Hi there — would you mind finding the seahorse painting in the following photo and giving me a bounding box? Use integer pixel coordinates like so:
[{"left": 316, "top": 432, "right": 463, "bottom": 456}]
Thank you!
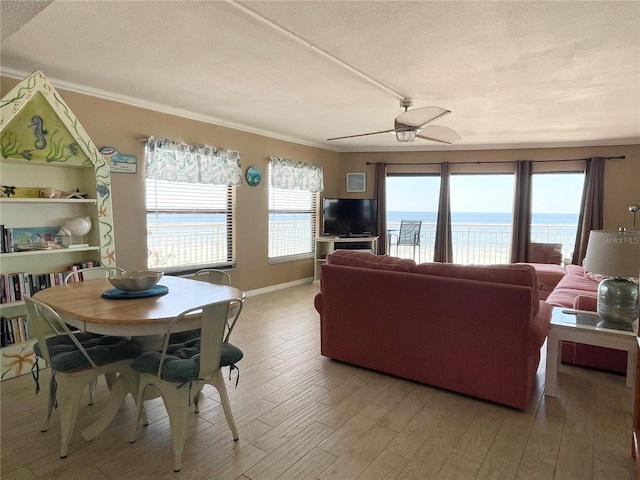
[{"left": 28, "top": 115, "right": 48, "bottom": 150}]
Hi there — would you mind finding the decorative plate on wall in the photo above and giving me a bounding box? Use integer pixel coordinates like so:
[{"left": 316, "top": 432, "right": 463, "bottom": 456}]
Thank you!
[{"left": 246, "top": 166, "right": 262, "bottom": 186}]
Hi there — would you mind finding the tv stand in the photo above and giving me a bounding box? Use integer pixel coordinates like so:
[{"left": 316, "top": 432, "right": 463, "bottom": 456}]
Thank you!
[
  {"left": 313, "top": 236, "right": 378, "bottom": 284},
  {"left": 334, "top": 233, "right": 375, "bottom": 239}
]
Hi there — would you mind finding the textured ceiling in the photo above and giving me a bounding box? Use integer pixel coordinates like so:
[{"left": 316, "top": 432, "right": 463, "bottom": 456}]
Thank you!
[{"left": 1, "top": 0, "right": 639, "bottom": 152}]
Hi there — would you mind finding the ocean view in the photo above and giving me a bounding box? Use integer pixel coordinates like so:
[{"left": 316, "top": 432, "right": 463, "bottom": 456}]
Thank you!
[
  {"left": 386, "top": 211, "right": 578, "bottom": 264},
  {"left": 387, "top": 211, "right": 578, "bottom": 226},
  {"left": 147, "top": 210, "right": 579, "bottom": 268}
]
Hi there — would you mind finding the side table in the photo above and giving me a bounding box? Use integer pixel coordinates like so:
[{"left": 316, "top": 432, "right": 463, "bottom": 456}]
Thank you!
[{"left": 545, "top": 307, "right": 638, "bottom": 397}]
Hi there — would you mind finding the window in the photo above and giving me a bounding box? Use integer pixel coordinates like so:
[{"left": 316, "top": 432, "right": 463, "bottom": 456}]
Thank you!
[
  {"left": 144, "top": 137, "right": 241, "bottom": 272},
  {"left": 268, "top": 158, "right": 323, "bottom": 263},
  {"left": 386, "top": 175, "right": 441, "bottom": 259},
  {"left": 146, "top": 179, "right": 235, "bottom": 271},
  {"left": 531, "top": 172, "right": 584, "bottom": 262},
  {"left": 268, "top": 184, "right": 317, "bottom": 262},
  {"left": 449, "top": 174, "right": 515, "bottom": 264}
]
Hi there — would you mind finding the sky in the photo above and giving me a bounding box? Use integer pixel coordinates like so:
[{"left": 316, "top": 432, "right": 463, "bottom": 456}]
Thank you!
[{"left": 385, "top": 173, "right": 585, "bottom": 214}]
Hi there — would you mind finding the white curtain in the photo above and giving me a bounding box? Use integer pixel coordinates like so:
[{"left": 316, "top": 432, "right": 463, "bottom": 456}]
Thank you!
[
  {"left": 269, "top": 156, "right": 324, "bottom": 192},
  {"left": 146, "top": 136, "right": 242, "bottom": 186}
]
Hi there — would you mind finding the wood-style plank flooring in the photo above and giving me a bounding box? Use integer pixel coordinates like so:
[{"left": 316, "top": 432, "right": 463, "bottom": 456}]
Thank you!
[{"left": 1, "top": 283, "right": 635, "bottom": 479}]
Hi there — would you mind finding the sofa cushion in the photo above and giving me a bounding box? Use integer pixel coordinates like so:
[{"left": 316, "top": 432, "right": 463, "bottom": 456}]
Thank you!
[
  {"left": 584, "top": 270, "right": 609, "bottom": 282},
  {"left": 546, "top": 265, "right": 599, "bottom": 308},
  {"left": 414, "top": 262, "right": 540, "bottom": 315},
  {"left": 327, "top": 250, "right": 416, "bottom": 272}
]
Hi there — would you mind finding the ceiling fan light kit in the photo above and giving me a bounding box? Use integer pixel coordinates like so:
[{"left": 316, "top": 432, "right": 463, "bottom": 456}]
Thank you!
[
  {"left": 327, "top": 98, "right": 460, "bottom": 144},
  {"left": 396, "top": 130, "right": 416, "bottom": 142}
]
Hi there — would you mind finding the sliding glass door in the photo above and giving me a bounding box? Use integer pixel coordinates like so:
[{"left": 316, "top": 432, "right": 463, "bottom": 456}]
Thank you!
[
  {"left": 449, "top": 174, "right": 515, "bottom": 264},
  {"left": 531, "top": 172, "right": 584, "bottom": 263},
  {"left": 386, "top": 175, "right": 440, "bottom": 261},
  {"left": 385, "top": 168, "right": 584, "bottom": 266}
]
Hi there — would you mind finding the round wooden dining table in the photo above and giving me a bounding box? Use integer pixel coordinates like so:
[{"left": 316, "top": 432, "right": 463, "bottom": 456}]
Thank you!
[{"left": 33, "top": 275, "right": 245, "bottom": 442}]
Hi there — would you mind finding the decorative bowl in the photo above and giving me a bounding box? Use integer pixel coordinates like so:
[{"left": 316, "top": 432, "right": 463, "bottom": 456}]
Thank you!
[{"left": 108, "top": 270, "right": 163, "bottom": 292}]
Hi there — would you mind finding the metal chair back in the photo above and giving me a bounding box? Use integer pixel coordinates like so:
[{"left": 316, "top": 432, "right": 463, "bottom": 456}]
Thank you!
[{"left": 396, "top": 220, "right": 422, "bottom": 261}]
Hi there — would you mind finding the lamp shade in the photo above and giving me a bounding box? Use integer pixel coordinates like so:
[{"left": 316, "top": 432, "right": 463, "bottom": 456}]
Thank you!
[
  {"left": 583, "top": 229, "right": 640, "bottom": 326},
  {"left": 583, "top": 230, "right": 640, "bottom": 279}
]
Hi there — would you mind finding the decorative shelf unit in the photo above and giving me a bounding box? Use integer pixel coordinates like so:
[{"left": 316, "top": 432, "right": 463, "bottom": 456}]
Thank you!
[
  {"left": 0, "top": 71, "right": 116, "bottom": 380},
  {"left": 313, "top": 236, "right": 378, "bottom": 284}
]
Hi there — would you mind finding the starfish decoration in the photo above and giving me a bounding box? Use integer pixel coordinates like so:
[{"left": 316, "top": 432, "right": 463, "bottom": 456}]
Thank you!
[
  {"left": 2, "top": 350, "right": 36, "bottom": 376},
  {"left": 103, "top": 248, "right": 116, "bottom": 265},
  {"left": 65, "top": 189, "right": 88, "bottom": 199}
]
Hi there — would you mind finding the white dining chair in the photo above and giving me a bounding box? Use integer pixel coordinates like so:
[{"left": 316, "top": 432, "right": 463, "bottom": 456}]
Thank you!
[
  {"left": 191, "top": 269, "right": 242, "bottom": 342},
  {"left": 25, "top": 296, "right": 142, "bottom": 458},
  {"left": 64, "top": 265, "right": 126, "bottom": 404},
  {"left": 64, "top": 266, "right": 125, "bottom": 284},
  {"left": 129, "top": 298, "right": 244, "bottom": 472}
]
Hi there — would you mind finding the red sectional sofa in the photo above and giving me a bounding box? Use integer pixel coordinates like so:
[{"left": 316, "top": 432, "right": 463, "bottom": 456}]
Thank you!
[
  {"left": 545, "top": 264, "right": 627, "bottom": 373},
  {"left": 314, "top": 250, "right": 552, "bottom": 410},
  {"left": 526, "top": 263, "right": 566, "bottom": 300}
]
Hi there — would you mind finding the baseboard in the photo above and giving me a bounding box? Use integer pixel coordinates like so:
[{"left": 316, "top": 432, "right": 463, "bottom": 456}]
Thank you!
[{"left": 246, "top": 277, "right": 314, "bottom": 297}]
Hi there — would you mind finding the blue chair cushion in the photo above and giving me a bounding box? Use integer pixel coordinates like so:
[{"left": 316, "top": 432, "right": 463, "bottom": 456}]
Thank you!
[
  {"left": 131, "top": 338, "right": 243, "bottom": 383},
  {"left": 168, "top": 329, "right": 200, "bottom": 344},
  {"left": 34, "top": 332, "right": 142, "bottom": 372}
]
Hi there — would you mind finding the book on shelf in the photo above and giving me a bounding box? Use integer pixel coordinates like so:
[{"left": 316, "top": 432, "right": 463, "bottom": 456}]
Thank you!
[
  {"left": 0, "top": 315, "right": 29, "bottom": 347},
  {"left": 0, "top": 261, "right": 101, "bottom": 304},
  {"left": 1, "top": 227, "right": 14, "bottom": 253}
]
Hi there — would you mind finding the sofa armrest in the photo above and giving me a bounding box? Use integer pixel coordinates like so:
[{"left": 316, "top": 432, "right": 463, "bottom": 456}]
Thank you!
[{"left": 573, "top": 294, "right": 597, "bottom": 312}]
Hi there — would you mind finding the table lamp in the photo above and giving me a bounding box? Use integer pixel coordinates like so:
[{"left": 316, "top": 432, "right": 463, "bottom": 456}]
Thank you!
[{"left": 583, "top": 229, "right": 640, "bottom": 327}]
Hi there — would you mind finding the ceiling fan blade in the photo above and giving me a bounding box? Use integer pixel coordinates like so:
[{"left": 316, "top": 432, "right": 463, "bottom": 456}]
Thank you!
[
  {"left": 327, "top": 128, "right": 396, "bottom": 141},
  {"left": 416, "top": 125, "right": 461, "bottom": 144},
  {"left": 396, "top": 106, "right": 450, "bottom": 128}
]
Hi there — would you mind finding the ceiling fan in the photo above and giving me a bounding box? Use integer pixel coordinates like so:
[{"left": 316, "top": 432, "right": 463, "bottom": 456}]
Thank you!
[{"left": 327, "top": 98, "right": 461, "bottom": 144}]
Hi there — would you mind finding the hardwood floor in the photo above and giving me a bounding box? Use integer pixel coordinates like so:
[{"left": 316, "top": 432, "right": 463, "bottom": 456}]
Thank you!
[{"left": 1, "top": 283, "right": 635, "bottom": 479}]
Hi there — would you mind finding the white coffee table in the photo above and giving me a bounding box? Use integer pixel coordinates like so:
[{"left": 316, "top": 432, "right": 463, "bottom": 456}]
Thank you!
[{"left": 545, "top": 307, "right": 638, "bottom": 397}]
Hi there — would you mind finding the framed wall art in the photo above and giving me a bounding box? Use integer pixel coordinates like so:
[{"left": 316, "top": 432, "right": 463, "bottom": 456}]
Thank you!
[
  {"left": 346, "top": 172, "right": 366, "bottom": 192},
  {"left": 100, "top": 146, "right": 137, "bottom": 174}
]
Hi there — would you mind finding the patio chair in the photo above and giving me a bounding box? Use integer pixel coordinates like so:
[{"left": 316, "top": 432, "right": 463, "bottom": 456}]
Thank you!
[
  {"left": 129, "top": 298, "right": 244, "bottom": 472},
  {"left": 393, "top": 220, "right": 422, "bottom": 262},
  {"left": 528, "top": 242, "right": 563, "bottom": 264},
  {"left": 25, "top": 296, "right": 141, "bottom": 458}
]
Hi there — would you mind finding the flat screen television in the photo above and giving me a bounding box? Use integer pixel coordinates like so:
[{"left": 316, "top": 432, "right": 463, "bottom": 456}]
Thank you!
[{"left": 323, "top": 198, "right": 378, "bottom": 237}]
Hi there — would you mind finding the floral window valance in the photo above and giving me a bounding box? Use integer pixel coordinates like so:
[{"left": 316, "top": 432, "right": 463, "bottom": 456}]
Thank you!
[
  {"left": 146, "top": 136, "right": 242, "bottom": 186},
  {"left": 269, "top": 156, "right": 324, "bottom": 192}
]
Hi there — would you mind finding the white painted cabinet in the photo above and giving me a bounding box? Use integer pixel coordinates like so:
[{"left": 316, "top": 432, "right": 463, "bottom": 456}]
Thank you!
[{"left": 313, "top": 236, "right": 378, "bottom": 284}]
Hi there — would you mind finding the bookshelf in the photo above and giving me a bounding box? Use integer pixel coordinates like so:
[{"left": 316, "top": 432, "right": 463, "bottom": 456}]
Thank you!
[{"left": 0, "top": 71, "right": 116, "bottom": 380}]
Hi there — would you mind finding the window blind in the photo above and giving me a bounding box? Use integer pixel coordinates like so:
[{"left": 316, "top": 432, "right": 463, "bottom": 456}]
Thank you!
[
  {"left": 268, "top": 185, "right": 317, "bottom": 263},
  {"left": 146, "top": 178, "right": 235, "bottom": 271}
]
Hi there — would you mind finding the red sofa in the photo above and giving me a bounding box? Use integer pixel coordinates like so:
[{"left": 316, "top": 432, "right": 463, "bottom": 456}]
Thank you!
[
  {"left": 545, "top": 264, "right": 627, "bottom": 373},
  {"left": 314, "top": 250, "right": 552, "bottom": 410},
  {"left": 526, "top": 263, "right": 566, "bottom": 300}
]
